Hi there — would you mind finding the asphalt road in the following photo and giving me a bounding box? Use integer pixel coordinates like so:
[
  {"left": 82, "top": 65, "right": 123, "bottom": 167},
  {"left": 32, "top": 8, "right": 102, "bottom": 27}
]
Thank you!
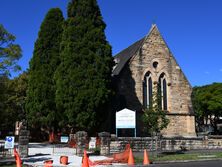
[{"left": 151, "top": 160, "right": 222, "bottom": 167}]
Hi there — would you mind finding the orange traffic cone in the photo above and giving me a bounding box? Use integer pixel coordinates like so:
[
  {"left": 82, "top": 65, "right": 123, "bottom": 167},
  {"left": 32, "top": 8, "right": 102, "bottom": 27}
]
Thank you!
[
  {"left": 82, "top": 150, "right": 89, "bottom": 167},
  {"left": 14, "top": 148, "right": 22, "bottom": 167},
  {"left": 49, "top": 132, "right": 55, "bottom": 143},
  {"left": 143, "top": 149, "right": 150, "bottom": 165},
  {"left": 128, "top": 148, "right": 135, "bottom": 165}
]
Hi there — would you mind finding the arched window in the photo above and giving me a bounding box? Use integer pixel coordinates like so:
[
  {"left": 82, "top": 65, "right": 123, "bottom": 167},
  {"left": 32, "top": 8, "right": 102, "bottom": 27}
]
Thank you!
[
  {"left": 143, "top": 72, "right": 152, "bottom": 108},
  {"left": 158, "top": 73, "right": 167, "bottom": 110}
]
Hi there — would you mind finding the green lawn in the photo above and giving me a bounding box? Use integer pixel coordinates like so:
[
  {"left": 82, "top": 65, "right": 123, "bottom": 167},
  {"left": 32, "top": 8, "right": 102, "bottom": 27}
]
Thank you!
[
  {"left": 0, "top": 165, "right": 15, "bottom": 167},
  {"left": 135, "top": 152, "right": 222, "bottom": 163}
]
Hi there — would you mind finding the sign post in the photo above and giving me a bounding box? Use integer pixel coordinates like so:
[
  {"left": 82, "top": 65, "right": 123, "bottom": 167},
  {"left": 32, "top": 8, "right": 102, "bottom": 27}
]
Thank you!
[{"left": 116, "top": 108, "right": 136, "bottom": 137}]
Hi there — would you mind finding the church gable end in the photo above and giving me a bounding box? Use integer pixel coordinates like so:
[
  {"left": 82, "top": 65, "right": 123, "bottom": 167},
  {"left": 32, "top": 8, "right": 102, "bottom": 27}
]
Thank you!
[{"left": 113, "top": 24, "right": 196, "bottom": 137}]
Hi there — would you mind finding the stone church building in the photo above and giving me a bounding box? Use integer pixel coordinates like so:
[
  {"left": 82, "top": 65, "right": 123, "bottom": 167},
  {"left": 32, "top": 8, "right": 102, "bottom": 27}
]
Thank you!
[{"left": 112, "top": 24, "right": 196, "bottom": 137}]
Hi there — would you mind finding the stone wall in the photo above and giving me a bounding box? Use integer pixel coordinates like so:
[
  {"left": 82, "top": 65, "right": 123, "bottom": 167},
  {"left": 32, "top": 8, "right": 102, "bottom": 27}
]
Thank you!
[{"left": 110, "top": 137, "right": 222, "bottom": 153}]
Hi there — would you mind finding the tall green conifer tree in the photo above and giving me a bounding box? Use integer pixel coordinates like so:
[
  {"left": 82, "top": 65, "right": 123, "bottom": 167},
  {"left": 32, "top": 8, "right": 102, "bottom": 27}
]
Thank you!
[
  {"left": 26, "top": 8, "right": 64, "bottom": 131},
  {"left": 55, "top": 0, "right": 113, "bottom": 132}
]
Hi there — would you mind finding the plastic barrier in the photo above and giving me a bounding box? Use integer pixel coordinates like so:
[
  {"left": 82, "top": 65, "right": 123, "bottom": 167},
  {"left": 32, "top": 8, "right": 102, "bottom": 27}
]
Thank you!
[{"left": 60, "top": 156, "right": 68, "bottom": 165}]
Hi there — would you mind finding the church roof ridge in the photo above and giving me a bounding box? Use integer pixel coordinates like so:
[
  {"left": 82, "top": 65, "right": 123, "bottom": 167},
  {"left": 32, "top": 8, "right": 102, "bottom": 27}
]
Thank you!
[{"left": 149, "top": 24, "right": 157, "bottom": 33}]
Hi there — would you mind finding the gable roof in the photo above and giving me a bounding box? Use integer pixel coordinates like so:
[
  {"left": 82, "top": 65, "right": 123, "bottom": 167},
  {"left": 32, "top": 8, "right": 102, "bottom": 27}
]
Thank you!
[
  {"left": 112, "top": 37, "right": 144, "bottom": 76},
  {"left": 112, "top": 24, "right": 158, "bottom": 76}
]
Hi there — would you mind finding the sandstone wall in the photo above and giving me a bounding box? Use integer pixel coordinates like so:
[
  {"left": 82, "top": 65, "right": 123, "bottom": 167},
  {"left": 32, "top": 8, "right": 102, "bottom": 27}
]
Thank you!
[{"left": 110, "top": 137, "right": 222, "bottom": 153}]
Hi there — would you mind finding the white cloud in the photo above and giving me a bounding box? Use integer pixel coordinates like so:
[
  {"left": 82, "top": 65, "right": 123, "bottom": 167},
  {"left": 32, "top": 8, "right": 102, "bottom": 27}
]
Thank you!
[
  {"left": 205, "top": 71, "right": 210, "bottom": 74},
  {"left": 220, "top": 69, "right": 222, "bottom": 72}
]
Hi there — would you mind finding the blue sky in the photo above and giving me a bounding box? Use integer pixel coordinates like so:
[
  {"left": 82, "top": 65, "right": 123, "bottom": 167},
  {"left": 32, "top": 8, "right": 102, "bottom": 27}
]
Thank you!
[{"left": 1, "top": 0, "right": 222, "bottom": 86}]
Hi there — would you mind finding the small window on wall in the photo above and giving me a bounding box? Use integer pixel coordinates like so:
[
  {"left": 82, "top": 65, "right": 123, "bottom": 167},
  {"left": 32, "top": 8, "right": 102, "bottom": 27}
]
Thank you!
[
  {"left": 143, "top": 72, "right": 152, "bottom": 108},
  {"left": 158, "top": 73, "right": 167, "bottom": 110},
  {"left": 153, "top": 61, "right": 158, "bottom": 69}
]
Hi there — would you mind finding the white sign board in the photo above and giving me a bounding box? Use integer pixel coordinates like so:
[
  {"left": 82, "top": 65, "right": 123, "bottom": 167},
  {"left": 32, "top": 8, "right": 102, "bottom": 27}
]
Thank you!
[
  {"left": 60, "top": 136, "right": 69, "bottom": 143},
  {"left": 4, "top": 136, "right": 15, "bottom": 149},
  {"left": 116, "top": 108, "right": 136, "bottom": 129},
  {"left": 89, "top": 137, "right": 96, "bottom": 149}
]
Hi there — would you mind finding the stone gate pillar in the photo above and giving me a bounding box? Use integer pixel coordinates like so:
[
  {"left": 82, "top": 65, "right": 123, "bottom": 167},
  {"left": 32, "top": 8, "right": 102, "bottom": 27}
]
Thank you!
[
  {"left": 18, "top": 121, "right": 29, "bottom": 158},
  {"left": 76, "top": 131, "right": 88, "bottom": 156},
  {"left": 98, "top": 132, "right": 110, "bottom": 155}
]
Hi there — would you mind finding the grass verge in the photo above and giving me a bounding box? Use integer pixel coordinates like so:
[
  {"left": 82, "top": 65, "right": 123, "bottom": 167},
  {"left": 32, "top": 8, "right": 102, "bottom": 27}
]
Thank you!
[{"left": 135, "top": 152, "right": 222, "bottom": 163}]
